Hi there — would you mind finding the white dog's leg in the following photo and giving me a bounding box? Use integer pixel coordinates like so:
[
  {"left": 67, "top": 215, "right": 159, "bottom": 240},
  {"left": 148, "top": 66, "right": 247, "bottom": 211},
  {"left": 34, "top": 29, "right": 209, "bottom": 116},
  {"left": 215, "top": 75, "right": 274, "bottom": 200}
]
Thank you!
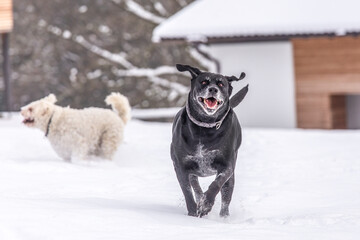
[
  {"left": 98, "top": 128, "right": 122, "bottom": 160},
  {"left": 70, "top": 136, "right": 89, "bottom": 161},
  {"left": 72, "top": 147, "right": 88, "bottom": 161}
]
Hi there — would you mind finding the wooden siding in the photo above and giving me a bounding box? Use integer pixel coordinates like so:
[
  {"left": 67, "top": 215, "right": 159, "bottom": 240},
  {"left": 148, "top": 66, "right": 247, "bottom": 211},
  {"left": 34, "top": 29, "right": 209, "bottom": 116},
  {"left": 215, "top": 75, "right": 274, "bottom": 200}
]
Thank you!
[
  {"left": 0, "top": 0, "right": 12, "bottom": 33},
  {"left": 293, "top": 36, "right": 360, "bottom": 129}
]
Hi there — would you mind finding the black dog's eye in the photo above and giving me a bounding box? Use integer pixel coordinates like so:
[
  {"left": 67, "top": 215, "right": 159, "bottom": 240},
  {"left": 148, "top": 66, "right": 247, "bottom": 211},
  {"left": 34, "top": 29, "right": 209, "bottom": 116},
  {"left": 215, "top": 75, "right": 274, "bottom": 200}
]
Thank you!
[
  {"left": 218, "top": 82, "right": 224, "bottom": 87},
  {"left": 201, "top": 80, "right": 209, "bottom": 85}
]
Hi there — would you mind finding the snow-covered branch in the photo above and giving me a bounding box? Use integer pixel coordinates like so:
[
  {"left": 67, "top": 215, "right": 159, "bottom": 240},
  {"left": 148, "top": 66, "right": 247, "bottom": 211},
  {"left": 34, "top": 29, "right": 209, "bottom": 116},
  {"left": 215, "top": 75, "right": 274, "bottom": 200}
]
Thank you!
[
  {"left": 112, "top": 65, "right": 184, "bottom": 77},
  {"left": 176, "top": 0, "right": 189, "bottom": 7},
  {"left": 39, "top": 19, "right": 189, "bottom": 95},
  {"left": 153, "top": 2, "right": 168, "bottom": 17},
  {"left": 147, "top": 76, "right": 189, "bottom": 95},
  {"left": 112, "top": 0, "right": 165, "bottom": 24},
  {"left": 74, "top": 36, "right": 134, "bottom": 69},
  {"left": 112, "top": 67, "right": 189, "bottom": 95},
  {"left": 40, "top": 20, "right": 134, "bottom": 69},
  {"left": 187, "top": 44, "right": 218, "bottom": 73}
]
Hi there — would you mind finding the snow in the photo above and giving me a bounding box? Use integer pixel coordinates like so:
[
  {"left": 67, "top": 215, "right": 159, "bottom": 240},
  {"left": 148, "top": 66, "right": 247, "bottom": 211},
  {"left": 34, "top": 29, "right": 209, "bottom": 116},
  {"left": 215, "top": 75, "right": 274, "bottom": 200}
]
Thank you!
[
  {"left": 98, "top": 25, "right": 111, "bottom": 34},
  {"left": 124, "top": 0, "right": 165, "bottom": 24},
  {"left": 187, "top": 45, "right": 218, "bottom": 73},
  {"left": 62, "top": 30, "right": 72, "bottom": 39},
  {"left": 154, "top": 2, "right": 168, "bottom": 17},
  {"left": 47, "top": 25, "right": 62, "bottom": 36},
  {"left": 40, "top": 19, "right": 135, "bottom": 69},
  {"left": 1, "top": 114, "right": 360, "bottom": 239},
  {"left": 69, "top": 68, "right": 78, "bottom": 82},
  {"left": 112, "top": 66, "right": 189, "bottom": 95},
  {"left": 40, "top": 18, "right": 190, "bottom": 96},
  {"left": 131, "top": 107, "right": 181, "bottom": 119},
  {"left": 153, "top": 0, "right": 360, "bottom": 42},
  {"left": 112, "top": 66, "right": 180, "bottom": 78},
  {"left": 112, "top": 0, "right": 165, "bottom": 25},
  {"left": 86, "top": 69, "right": 102, "bottom": 80},
  {"left": 74, "top": 35, "right": 134, "bottom": 69},
  {"left": 78, "top": 5, "right": 88, "bottom": 14}
]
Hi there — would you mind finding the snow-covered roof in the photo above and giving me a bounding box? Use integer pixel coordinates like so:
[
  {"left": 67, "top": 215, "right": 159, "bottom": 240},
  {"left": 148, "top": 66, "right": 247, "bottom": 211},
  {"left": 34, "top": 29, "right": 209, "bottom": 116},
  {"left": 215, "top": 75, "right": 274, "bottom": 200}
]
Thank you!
[{"left": 153, "top": 0, "right": 360, "bottom": 43}]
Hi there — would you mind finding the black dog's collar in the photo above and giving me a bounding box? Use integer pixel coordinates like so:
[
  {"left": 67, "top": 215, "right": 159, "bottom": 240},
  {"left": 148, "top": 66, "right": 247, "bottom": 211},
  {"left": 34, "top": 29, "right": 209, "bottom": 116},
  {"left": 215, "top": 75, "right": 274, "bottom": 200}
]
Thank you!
[
  {"left": 185, "top": 102, "right": 230, "bottom": 130},
  {"left": 45, "top": 113, "right": 54, "bottom": 137}
]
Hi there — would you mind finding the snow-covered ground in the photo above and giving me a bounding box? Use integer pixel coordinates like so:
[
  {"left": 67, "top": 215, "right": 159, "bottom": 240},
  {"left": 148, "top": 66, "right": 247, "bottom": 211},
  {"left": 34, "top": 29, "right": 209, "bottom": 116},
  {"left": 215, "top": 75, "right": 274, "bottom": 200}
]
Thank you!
[{"left": 0, "top": 114, "right": 359, "bottom": 240}]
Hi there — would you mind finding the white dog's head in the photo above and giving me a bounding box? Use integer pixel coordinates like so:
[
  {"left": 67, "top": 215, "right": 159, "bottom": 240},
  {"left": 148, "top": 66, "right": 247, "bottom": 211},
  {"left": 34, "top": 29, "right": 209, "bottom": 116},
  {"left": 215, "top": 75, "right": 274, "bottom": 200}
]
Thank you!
[{"left": 20, "top": 94, "right": 57, "bottom": 130}]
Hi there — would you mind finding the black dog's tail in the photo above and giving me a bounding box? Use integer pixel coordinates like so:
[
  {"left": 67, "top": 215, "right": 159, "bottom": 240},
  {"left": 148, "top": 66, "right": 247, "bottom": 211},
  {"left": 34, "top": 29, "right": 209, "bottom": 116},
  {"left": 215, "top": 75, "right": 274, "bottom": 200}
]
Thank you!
[{"left": 230, "top": 84, "right": 249, "bottom": 108}]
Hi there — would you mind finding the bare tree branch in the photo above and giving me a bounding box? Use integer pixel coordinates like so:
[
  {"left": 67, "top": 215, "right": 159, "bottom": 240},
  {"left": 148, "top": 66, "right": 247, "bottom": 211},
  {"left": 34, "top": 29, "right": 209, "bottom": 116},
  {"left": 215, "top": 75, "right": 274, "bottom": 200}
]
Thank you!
[
  {"left": 147, "top": 76, "right": 188, "bottom": 95},
  {"left": 176, "top": 0, "right": 189, "bottom": 7},
  {"left": 153, "top": 2, "right": 169, "bottom": 17},
  {"left": 188, "top": 44, "right": 219, "bottom": 73},
  {"left": 112, "top": 67, "right": 189, "bottom": 95},
  {"left": 39, "top": 19, "right": 189, "bottom": 95},
  {"left": 111, "top": 0, "right": 165, "bottom": 24},
  {"left": 111, "top": 65, "right": 185, "bottom": 77},
  {"left": 41, "top": 19, "right": 134, "bottom": 69},
  {"left": 74, "top": 35, "right": 135, "bottom": 69}
]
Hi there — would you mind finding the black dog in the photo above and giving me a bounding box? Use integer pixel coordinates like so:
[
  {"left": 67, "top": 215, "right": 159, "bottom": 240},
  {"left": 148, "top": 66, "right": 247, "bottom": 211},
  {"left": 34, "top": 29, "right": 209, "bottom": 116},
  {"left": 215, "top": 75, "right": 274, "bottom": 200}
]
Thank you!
[{"left": 171, "top": 64, "right": 248, "bottom": 217}]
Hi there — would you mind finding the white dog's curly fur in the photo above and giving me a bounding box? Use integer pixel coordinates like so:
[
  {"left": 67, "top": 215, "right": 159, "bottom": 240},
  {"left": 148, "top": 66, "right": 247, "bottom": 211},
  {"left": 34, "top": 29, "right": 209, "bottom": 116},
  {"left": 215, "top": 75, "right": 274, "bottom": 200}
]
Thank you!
[{"left": 20, "top": 93, "right": 131, "bottom": 161}]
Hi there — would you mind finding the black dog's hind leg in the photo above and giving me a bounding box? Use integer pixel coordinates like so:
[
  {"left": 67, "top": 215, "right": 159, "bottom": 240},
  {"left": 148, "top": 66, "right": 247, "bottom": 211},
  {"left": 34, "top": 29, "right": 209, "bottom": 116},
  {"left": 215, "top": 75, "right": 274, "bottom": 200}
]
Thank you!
[
  {"left": 174, "top": 167, "right": 198, "bottom": 216},
  {"left": 198, "top": 168, "right": 233, "bottom": 217},
  {"left": 220, "top": 174, "right": 234, "bottom": 217},
  {"left": 190, "top": 175, "right": 203, "bottom": 204}
]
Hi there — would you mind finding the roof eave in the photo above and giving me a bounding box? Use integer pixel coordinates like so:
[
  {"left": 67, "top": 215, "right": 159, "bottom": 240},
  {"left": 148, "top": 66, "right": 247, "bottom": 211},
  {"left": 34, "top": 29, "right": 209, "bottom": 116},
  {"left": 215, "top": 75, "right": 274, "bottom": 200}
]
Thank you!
[{"left": 156, "top": 32, "right": 360, "bottom": 44}]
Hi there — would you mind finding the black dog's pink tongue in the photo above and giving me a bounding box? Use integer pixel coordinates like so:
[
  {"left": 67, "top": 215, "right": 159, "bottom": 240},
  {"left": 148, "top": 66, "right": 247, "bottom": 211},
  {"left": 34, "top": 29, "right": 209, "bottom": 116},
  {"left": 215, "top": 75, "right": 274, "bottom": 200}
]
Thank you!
[{"left": 205, "top": 98, "right": 217, "bottom": 108}]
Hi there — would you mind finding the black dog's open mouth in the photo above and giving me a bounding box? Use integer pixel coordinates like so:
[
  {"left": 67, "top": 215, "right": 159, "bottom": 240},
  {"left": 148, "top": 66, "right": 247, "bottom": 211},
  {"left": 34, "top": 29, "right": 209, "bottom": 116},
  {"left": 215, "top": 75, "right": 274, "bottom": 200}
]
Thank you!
[
  {"left": 23, "top": 118, "right": 35, "bottom": 125},
  {"left": 198, "top": 97, "right": 222, "bottom": 110}
]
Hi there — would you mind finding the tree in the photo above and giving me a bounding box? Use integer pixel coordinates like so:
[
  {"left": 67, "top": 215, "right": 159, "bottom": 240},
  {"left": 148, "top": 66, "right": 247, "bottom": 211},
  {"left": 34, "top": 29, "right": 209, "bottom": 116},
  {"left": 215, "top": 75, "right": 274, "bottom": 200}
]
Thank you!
[{"left": 4, "top": 0, "right": 212, "bottom": 111}]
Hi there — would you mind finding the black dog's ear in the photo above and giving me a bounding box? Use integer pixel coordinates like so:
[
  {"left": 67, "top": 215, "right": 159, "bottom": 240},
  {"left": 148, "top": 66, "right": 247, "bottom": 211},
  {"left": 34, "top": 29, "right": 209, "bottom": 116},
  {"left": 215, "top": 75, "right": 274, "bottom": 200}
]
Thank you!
[
  {"left": 230, "top": 84, "right": 249, "bottom": 108},
  {"left": 176, "top": 64, "right": 202, "bottom": 79},
  {"left": 226, "top": 72, "right": 246, "bottom": 82},
  {"left": 227, "top": 72, "right": 246, "bottom": 95}
]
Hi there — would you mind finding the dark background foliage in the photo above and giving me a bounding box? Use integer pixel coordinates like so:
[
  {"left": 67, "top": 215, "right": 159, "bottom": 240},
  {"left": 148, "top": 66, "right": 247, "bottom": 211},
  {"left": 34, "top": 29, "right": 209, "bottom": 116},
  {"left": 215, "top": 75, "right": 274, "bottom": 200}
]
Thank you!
[{"left": 1, "top": 0, "right": 199, "bottom": 111}]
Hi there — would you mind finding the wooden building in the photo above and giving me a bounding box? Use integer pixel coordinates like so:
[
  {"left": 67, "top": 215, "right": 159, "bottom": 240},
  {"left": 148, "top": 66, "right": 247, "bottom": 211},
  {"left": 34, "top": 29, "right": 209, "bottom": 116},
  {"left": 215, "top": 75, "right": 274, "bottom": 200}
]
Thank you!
[
  {"left": 153, "top": 0, "right": 360, "bottom": 129},
  {"left": 0, "top": 0, "right": 13, "bottom": 111},
  {"left": 293, "top": 37, "right": 360, "bottom": 129}
]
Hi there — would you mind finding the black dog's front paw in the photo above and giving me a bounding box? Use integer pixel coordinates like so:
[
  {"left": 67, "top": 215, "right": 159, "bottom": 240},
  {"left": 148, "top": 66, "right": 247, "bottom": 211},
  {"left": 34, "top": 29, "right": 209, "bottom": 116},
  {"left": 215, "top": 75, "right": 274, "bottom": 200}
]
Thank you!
[
  {"left": 219, "top": 208, "right": 229, "bottom": 217},
  {"left": 188, "top": 211, "right": 199, "bottom": 217},
  {"left": 197, "top": 194, "right": 214, "bottom": 217}
]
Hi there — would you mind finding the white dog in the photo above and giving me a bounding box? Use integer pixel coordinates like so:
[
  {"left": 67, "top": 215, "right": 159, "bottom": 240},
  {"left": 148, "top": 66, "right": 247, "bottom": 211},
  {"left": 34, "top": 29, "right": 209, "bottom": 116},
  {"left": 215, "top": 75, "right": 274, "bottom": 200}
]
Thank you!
[{"left": 20, "top": 93, "right": 131, "bottom": 161}]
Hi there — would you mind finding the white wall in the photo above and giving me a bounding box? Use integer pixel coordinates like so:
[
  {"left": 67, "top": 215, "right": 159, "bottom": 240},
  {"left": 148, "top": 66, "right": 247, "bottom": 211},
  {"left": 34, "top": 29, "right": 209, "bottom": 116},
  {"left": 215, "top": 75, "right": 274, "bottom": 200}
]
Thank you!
[{"left": 208, "top": 42, "right": 296, "bottom": 128}]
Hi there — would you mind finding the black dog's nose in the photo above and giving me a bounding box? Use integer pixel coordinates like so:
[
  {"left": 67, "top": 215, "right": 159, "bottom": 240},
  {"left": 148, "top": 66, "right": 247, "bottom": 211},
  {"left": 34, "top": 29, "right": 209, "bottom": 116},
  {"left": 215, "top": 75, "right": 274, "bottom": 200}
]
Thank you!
[{"left": 208, "top": 87, "right": 218, "bottom": 93}]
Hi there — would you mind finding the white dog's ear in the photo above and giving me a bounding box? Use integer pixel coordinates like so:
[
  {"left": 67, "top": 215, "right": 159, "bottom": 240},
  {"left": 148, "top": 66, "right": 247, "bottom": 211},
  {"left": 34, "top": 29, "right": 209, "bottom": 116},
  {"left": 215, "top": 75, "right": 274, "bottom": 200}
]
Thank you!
[{"left": 43, "top": 94, "right": 57, "bottom": 104}]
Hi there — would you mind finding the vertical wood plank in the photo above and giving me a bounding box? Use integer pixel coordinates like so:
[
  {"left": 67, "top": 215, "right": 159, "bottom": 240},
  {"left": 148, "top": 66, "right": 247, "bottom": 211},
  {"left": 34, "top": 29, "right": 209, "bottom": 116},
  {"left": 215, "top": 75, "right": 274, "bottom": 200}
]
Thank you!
[{"left": 0, "top": 0, "right": 13, "bottom": 33}]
